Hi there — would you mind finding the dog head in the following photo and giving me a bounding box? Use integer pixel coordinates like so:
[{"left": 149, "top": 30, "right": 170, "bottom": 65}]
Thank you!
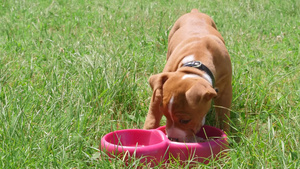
[{"left": 149, "top": 71, "right": 217, "bottom": 142}]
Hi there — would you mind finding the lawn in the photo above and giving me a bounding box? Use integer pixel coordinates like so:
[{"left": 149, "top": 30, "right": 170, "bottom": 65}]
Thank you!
[{"left": 0, "top": 0, "right": 299, "bottom": 168}]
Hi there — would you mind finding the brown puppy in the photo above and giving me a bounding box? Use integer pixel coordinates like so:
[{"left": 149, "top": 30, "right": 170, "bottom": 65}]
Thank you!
[{"left": 143, "top": 9, "right": 232, "bottom": 142}]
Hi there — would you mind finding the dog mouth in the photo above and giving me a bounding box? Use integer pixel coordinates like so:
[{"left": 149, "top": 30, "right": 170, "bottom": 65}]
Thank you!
[
  {"left": 168, "top": 136, "right": 179, "bottom": 142},
  {"left": 166, "top": 129, "right": 199, "bottom": 142},
  {"left": 167, "top": 135, "right": 201, "bottom": 143}
]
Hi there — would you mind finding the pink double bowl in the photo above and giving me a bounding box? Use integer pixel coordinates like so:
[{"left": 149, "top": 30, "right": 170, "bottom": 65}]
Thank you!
[{"left": 101, "top": 125, "right": 228, "bottom": 166}]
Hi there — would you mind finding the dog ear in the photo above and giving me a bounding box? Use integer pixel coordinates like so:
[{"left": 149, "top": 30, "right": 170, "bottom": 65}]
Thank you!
[
  {"left": 186, "top": 83, "right": 217, "bottom": 105},
  {"left": 204, "top": 86, "right": 218, "bottom": 101},
  {"left": 148, "top": 73, "right": 173, "bottom": 102}
]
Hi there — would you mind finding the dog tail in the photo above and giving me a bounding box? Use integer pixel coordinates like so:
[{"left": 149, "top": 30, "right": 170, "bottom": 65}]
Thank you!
[{"left": 191, "top": 9, "right": 199, "bottom": 13}]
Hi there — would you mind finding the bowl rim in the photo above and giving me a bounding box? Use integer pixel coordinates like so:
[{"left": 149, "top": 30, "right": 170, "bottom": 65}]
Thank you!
[{"left": 101, "top": 129, "right": 168, "bottom": 150}]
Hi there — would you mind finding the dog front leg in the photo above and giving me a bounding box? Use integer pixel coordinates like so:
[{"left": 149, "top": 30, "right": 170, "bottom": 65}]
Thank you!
[{"left": 143, "top": 90, "right": 163, "bottom": 129}]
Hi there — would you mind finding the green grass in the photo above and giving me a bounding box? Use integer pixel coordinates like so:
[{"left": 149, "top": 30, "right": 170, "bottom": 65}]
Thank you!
[{"left": 0, "top": 0, "right": 299, "bottom": 168}]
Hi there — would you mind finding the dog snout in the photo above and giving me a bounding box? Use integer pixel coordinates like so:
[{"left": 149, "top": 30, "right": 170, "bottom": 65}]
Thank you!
[{"left": 166, "top": 127, "right": 187, "bottom": 142}]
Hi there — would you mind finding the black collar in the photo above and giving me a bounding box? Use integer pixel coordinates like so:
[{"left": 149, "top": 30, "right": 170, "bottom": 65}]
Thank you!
[{"left": 182, "top": 61, "right": 215, "bottom": 87}]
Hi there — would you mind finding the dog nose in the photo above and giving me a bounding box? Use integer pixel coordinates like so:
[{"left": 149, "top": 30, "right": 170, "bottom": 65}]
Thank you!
[{"left": 168, "top": 137, "right": 179, "bottom": 142}]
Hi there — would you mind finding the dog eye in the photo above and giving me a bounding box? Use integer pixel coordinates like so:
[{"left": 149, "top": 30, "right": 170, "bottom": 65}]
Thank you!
[{"left": 180, "top": 119, "right": 191, "bottom": 124}]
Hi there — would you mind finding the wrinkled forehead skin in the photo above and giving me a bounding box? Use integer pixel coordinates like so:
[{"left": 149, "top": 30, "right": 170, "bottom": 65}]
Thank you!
[
  {"left": 162, "top": 72, "right": 212, "bottom": 110},
  {"left": 162, "top": 75, "right": 193, "bottom": 108}
]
